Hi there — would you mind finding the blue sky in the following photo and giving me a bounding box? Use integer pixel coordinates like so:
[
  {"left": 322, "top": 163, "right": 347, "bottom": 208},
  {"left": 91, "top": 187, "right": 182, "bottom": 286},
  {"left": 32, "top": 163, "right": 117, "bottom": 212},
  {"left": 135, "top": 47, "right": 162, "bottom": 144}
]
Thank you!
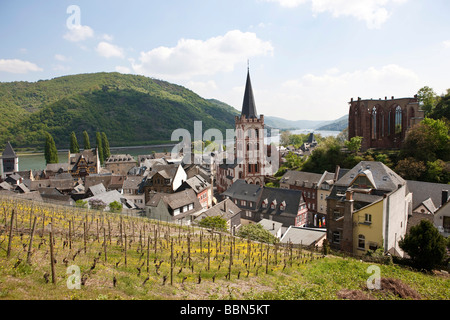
[{"left": 1, "top": 0, "right": 450, "bottom": 121}]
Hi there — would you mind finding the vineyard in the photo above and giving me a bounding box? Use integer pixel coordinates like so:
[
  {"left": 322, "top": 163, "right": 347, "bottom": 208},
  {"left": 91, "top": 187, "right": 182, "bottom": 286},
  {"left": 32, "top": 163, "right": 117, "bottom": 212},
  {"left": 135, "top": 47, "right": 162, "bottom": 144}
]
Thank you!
[{"left": 0, "top": 195, "right": 449, "bottom": 300}]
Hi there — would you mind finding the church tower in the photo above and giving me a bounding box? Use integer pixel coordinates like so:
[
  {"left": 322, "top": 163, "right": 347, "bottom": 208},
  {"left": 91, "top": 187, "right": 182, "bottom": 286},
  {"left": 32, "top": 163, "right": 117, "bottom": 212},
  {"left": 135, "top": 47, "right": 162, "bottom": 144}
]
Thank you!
[
  {"left": 1, "top": 142, "right": 19, "bottom": 179},
  {"left": 235, "top": 68, "right": 265, "bottom": 185}
]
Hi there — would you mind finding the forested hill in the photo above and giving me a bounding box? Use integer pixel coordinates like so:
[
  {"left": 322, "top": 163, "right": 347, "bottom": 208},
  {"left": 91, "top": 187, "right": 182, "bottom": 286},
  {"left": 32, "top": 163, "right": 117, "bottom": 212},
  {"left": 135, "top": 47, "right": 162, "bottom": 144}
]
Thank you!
[{"left": 0, "top": 72, "right": 240, "bottom": 150}]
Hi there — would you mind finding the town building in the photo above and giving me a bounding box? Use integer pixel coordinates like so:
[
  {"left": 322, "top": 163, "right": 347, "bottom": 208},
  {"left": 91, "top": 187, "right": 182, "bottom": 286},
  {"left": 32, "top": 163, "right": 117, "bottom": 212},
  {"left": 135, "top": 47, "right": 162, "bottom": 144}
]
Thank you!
[
  {"left": 145, "top": 189, "right": 203, "bottom": 224},
  {"left": 104, "top": 154, "right": 137, "bottom": 175},
  {"left": 68, "top": 149, "right": 100, "bottom": 179},
  {"left": 221, "top": 179, "right": 308, "bottom": 228},
  {"left": 177, "top": 174, "right": 212, "bottom": 209},
  {"left": 326, "top": 161, "right": 412, "bottom": 257},
  {"left": 142, "top": 164, "right": 187, "bottom": 203},
  {"left": 348, "top": 96, "right": 424, "bottom": 151}
]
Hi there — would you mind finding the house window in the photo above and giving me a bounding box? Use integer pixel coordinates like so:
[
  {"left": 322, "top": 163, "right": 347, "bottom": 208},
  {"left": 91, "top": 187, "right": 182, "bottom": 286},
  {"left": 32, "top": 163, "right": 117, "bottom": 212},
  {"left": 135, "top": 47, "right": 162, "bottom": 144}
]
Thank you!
[
  {"left": 246, "top": 211, "right": 252, "bottom": 218},
  {"left": 241, "top": 200, "right": 247, "bottom": 206},
  {"left": 174, "top": 208, "right": 180, "bottom": 216},
  {"left": 365, "top": 214, "right": 372, "bottom": 223},
  {"left": 358, "top": 234, "right": 365, "bottom": 249},
  {"left": 188, "top": 203, "right": 193, "bottom": 210},
  {"left": 332, "top": 231, "right": 340, "bottom": 244}
]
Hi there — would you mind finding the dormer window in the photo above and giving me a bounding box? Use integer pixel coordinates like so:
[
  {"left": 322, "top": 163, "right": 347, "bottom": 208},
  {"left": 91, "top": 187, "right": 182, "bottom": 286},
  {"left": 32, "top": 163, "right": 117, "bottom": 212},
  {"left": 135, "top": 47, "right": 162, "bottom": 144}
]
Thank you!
[
  {"left": 271, "top": 200, "right": 277, "bottom": 209},
  {"left": 280, "top": 201, "right": 286, "bottom": 211},
  {"left": 262, "top": 198, "right": 268, "bottom": 208}
]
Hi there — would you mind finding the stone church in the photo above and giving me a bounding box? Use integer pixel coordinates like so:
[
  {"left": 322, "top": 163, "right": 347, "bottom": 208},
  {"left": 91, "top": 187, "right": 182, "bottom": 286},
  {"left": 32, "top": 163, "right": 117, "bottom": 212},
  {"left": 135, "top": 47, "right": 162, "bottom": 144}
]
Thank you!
[
  {"left": 348, "top": 96, "right": 424, "bottom": 151},
  {"left": 215, "top": 69, "right": 270, "bottom": 193}
]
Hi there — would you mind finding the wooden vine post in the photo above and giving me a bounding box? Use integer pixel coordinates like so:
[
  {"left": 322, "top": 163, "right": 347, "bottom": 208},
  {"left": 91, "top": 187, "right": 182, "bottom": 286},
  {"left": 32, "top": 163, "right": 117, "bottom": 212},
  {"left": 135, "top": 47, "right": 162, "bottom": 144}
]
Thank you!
[
  {"left": 170, "top": 238, "right": 174, "bottom": 286},
  {"left": 26, "top": 216, "right": 37, "bottom": 265},
  {"left": 6, "top": 209, "right": 15, "bottom": 258},
  {"left": 49, "top": 218, "right": 56, "bottom": 284}
]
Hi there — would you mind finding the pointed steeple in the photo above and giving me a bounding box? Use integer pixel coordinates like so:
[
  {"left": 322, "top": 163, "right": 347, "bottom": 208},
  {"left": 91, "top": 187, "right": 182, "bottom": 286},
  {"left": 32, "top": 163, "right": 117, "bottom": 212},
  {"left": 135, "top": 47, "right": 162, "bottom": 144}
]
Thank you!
[
  {"left": 2, "top": 142, "right": 17, "bottom": 158},
  {"left": 241, "top": 68, "right": 258, "bottom": 119}
]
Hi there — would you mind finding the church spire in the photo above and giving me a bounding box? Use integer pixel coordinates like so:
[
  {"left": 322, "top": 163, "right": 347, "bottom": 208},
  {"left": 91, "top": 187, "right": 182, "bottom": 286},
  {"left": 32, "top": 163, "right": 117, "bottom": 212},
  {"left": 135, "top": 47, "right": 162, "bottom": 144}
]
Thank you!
[{"left": 241, "top": 67, "right": 257, "bottom": 118}]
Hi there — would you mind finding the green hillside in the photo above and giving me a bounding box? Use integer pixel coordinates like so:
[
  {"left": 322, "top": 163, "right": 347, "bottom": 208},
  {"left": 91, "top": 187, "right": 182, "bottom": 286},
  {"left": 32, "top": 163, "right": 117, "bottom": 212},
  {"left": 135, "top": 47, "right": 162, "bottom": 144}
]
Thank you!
[{"left": 0, "top": 72, "right": 237, "bottom": 150}]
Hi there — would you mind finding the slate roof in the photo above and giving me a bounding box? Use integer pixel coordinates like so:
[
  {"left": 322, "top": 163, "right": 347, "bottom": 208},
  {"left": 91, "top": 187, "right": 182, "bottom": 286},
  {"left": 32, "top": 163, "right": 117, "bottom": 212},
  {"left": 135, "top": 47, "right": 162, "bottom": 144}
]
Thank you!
[
  {"left": 181, "top": 175, "right": 210, "bottom": 194},
  {"left": 241, "top": 70, "right": 258, "bottom": 118},
  {"left": 256, "top": 187, "right": 304, "bottom": 217},
  {"left": 221, "top": 179, "right": 263, "bottom": 202},
  {"left": 1, "top": 142, "right": 17, "bottom": 158},
  {"left": 280, "top": 226, "right": 326, "bottom": 246},
  {"left": 147, "top": 189, "right": 202, "bottom": 219},
  {"left": 335, "top": 161, "right": 405, "bottom": 192},
  {"left": 105, "top": 154, "right": 136, "bottom": 163},
  {"left": 280, "top": 170, "right": 324, "bottom": 189},
  {"left": 85, "top": 190, "right": 136, "bottom": 209},
  {"left": 196, "top": 198, "right": 241, "bottom": 221},
  {"left": 258, "top": 218, "right": 283, "bottom": 237},
  {"left": 123, "top": 176, "right": 143, "bottom": 190},
  {"left": 88, "top": 183, "right": 107, "bottom": 196},
  {"left": 406, "top": 180, "right": 450, "bottom": 211}
]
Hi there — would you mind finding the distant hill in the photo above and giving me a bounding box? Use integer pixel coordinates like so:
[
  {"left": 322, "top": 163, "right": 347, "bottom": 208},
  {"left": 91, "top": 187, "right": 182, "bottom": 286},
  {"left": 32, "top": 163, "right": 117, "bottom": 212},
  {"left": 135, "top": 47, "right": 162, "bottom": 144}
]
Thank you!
[
  {"left": 264, "top": 116, "right": 335, "bottom": 130},
  {"left": 316, "top": 115, "right": 348, "bottom": 131},
  {"left": 0, "top": 73, "right": 238, "bottom": 149}
]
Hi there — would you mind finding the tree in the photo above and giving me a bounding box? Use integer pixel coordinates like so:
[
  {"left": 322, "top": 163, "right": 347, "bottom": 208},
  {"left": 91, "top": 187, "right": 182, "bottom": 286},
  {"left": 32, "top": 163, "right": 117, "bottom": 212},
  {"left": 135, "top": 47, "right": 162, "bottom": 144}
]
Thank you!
[
  {"left": 401, "top": 118, "right": 450, "bottom": 163},
  {"left": 395, "top": 157, "right": 426, "bottom": 180},
  {"left": 101, "top": 132, "right": 111, "bottom": 162},
  {"left": 69, "top": 131, "right": 80, "bottom": 153},
  {"left": 44, "top": 132, "right": 58, "bottom": 164},
  {"left": 96, "top": 132, "right": 104, "bottom": 165},
  {"left": 197, "top": 216, "right": 228, "bottom": 232},
  {"left": 399, "top": 220, "right": 447, "bottom": 270},
  {"left": 417, "top": 86, "right": 438, "bottom": 116},
  {"left": 429, "top": 89, "right": 450, "bottom": 121},
  {"left": 109, "top": 200, "right": 122, "bottom": 213},
  {"left": 75, "top": 199, "right": 87, "bottom": 208},
  {"left": 89, "top": 198, "right": 107, "bottom": 211},
  {"left": 280, "top": 130, "right": 291, "bottom": 146},
  {"left": 344, "top": 136, "right": 362, "bottom": 154},
  {"left": 237, "top": 223, "right": 279, "bottom": 244},
  {"left": 83, "top": 130, "right": 91, "bottom": 149}
]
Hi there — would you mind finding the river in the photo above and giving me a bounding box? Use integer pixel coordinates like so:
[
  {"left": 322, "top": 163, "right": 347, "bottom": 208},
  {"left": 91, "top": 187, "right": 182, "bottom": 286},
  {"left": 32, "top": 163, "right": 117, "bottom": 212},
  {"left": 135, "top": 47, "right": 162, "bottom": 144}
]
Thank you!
[{"left": 15, "top": 130, "right": 341, "bottom": 172}]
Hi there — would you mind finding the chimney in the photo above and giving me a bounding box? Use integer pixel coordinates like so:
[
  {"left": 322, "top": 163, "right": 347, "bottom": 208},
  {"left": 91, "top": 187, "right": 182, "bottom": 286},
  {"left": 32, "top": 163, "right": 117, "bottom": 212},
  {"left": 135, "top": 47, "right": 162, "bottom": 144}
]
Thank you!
[
  {"left": 346, "top": 190, "right": 353, "bottom": 201},
  {"left": 442, "top": 190, "right": 449, "bottom": 207},
  {"left": 224, "top": 199, "right": 227, "bottom": 213}
]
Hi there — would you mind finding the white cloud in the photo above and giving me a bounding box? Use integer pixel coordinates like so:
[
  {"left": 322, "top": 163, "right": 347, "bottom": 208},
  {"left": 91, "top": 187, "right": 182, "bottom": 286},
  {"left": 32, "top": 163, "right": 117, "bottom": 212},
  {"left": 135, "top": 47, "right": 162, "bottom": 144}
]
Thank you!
[
  {"left": 115, "top": 66, "right": 131, "bottom": 74},
  {"left": 96, "top": 42, "right": 125, "bottom": 59},
  {"left": 258, "top": 64, "right": 421, "bottom": 120},
  {"left": 0, "top": 59, "right": 43, "bottom": 74},
  {"left": 132, "top": 30, "right": 274, "bottom": 80},
  {"left": 186, "top": 80, "right": 218, "bottom": 98},
  {"left": 442, "top": 40, "right": 450, "bottom": 48},
  {"left": 63, "top": 24, "right": 94, "bottom": 42},
  {"left": 101, "top": 34, "right": 114, "bottom": 42},
  {"left": 54, "top": 54, "right": 68, "bottom": 62},
  {"left": 265, "top": 0, "right": 408, "bottom": 29}
]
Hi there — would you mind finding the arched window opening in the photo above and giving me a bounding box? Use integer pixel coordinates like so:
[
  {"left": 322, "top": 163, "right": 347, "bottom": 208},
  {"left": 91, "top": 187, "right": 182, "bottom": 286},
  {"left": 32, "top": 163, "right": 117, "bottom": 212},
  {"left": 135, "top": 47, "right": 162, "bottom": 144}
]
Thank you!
[
  {"left": 395, "top": 106, "right": 402, "bottom": 134},
  {"left": 372, "top": 107, "right": 377, "bottom": 139}
]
